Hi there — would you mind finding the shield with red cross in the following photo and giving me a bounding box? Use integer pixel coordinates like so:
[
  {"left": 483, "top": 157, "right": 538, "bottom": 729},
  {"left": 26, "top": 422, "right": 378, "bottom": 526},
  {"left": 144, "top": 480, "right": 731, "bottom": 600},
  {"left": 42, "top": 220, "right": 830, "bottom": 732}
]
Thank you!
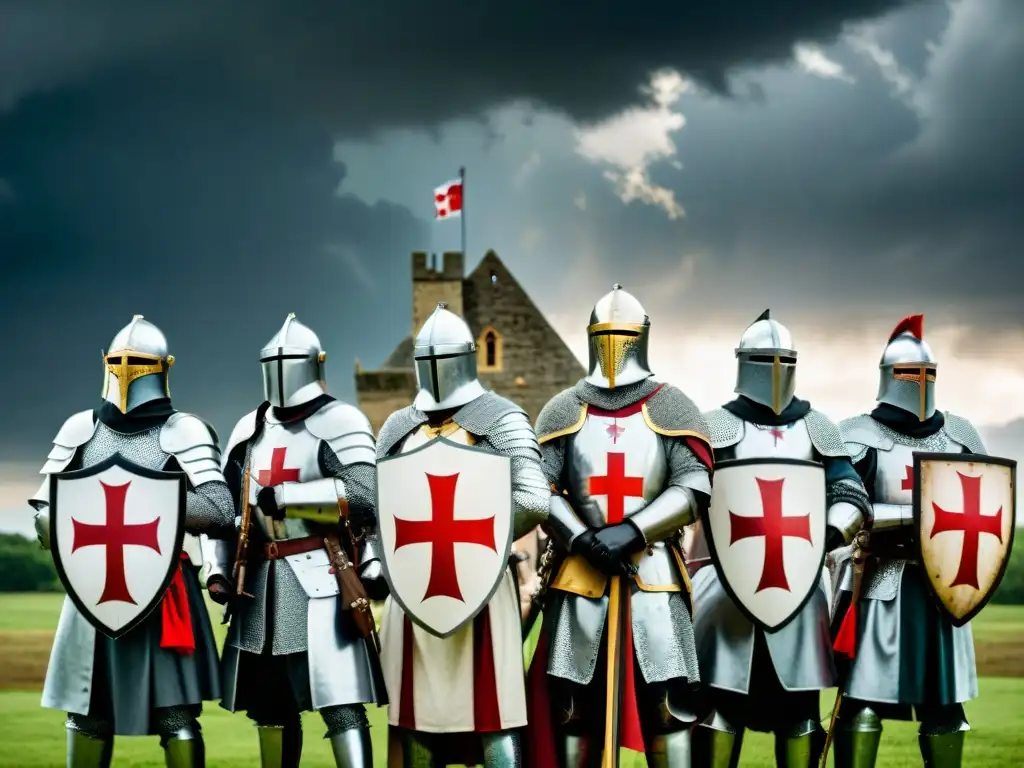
[
  {"left": 705, "top": 458, "right": 827, "bottom": 633},
  {"left": 914, "top": 452, "right": 1016, "bottom": 626},
  {"left": 49, "top": 454, "right": 187, "bottom": 639},
  {"left": 376, "top": 437, "right": 514, "bottom": 638}
]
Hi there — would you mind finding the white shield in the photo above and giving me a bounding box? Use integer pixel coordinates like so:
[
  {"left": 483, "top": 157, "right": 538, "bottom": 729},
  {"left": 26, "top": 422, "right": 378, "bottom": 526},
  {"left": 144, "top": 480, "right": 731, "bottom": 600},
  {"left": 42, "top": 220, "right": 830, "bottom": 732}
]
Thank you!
[
  {"left": 50, "top": 453, "right": 187, "bottom": 639},
  {"left": 915, "top": 452, "right": 1017, "bottom": 626},
  {"left": 377, "top": 437, "right": 514, "bottom": 638},
  {"left": 706, "top": 458, "right": 827, "bottom": 632}
]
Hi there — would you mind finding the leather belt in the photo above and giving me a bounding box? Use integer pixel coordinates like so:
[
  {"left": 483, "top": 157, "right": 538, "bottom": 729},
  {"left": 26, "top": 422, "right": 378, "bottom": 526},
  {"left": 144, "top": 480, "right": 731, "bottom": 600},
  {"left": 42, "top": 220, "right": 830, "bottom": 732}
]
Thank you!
[{"left": 258, "top": 536, "right": 325, "bottom": 561}]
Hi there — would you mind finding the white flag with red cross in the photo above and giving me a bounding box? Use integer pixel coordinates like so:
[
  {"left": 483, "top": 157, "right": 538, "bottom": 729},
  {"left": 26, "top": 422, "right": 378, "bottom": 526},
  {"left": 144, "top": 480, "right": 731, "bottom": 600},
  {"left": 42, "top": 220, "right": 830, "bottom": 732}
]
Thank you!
[{"left": 434, "top": 178, "right": 463, "bottom": 220}]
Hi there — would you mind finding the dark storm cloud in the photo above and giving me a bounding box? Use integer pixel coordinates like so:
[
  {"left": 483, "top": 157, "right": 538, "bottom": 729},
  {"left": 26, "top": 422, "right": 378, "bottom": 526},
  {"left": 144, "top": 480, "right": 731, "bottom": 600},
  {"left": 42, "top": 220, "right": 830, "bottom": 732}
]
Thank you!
[{"left": 0, "top": 0, "right": 917, "bottom": 134}]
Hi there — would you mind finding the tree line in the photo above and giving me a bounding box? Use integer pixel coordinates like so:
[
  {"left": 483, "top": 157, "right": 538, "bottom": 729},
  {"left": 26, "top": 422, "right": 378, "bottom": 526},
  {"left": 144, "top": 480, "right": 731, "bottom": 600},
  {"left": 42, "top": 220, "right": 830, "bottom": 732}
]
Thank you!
[{"left": 3, "top": 531, "right": 1024, "bottom": 605}]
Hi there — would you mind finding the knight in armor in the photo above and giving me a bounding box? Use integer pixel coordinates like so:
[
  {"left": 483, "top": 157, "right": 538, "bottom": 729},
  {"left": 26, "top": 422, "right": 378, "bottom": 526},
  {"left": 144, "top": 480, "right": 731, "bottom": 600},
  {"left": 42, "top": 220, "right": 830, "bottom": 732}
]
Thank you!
[
  {"left": 527, "top": 285, "right": 714, "bottom": 767},
  {"left": 30, "top": 315, "right": 234, "bottom": 767},
  {"left": 688, "top": 310, "right": 871, "bottom": 767},
  {"left": 375, "top": 303, "right": 549, "bottom": 768},
  {"left": 202, "top": 314, "right": 387, "bottom": 768},
  {"left": 830, "top": 315, "right": 987, "bottom": 767}
]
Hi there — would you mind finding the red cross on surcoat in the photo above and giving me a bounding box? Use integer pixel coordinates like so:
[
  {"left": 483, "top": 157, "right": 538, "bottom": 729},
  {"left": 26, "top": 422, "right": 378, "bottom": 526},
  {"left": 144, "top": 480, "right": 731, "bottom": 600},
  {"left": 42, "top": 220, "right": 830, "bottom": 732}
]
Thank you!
[
  {"left": 730, "top": 477, "right": 812, "bottom": 592},
  {"left": 589, "top": 452, "right": 644, "bottom": 523},
  {"left": 902, "top": 465, "right": 914, "bottom": 491},
  {"left": 258, "top": 447, "right": 300, "bottom": 486},
  {"left": 393, "top": 473, "right": 496, "bottom": 602},
  {"left": 71, "top": 481, "right": 162, "bottom": 605},
  {"left": 930, "top": 471, "right": 1003, "bottom": 590},
  {"left": 606, "top": 420, "right": 625, "bottom": 443}
]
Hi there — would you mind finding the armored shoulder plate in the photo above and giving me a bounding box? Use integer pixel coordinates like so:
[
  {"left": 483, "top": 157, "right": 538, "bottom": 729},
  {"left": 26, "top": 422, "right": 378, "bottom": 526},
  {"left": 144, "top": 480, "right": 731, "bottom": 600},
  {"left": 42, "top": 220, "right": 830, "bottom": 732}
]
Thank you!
[
  {"left": 453, "top": 391, "right": 526, "bottom": 436},
  {"left": 306, "top": 400, "right": 376, "bottom": 466},
  {"left": 40, "top": 409, "right": 98, "bottom": 475},
  {"left": 377, "top": 405, "right": 428, "bottom": 458},
  {"left": 160, "top": 412, "right": 225, "bottom": 487},
  {"left": 644, "top": 383, "right": 710, "bottom": 440},
  {"left": 943, "top": 412, "right": 986, "bottom": 454},
  {"left": 804, "top": 409, "right": 850, "bottom": 458},
  {"left": 223, "top": 408, "right": 262, "bottom": 470},
  {"left": 839, "top": 414, "right": 893, "bottom": 463},
  {"left": 536, "top": 387, "right": 586, "bottom": 445},
  {"left": 703, "top": 408, "right": 743, "bottom": 449}
]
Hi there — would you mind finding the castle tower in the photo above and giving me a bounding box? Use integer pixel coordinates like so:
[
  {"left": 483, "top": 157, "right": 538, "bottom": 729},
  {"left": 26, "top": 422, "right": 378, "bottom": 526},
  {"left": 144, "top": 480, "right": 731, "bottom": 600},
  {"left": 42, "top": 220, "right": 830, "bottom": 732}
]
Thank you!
[{"left": 412, "top": 251, "right": 464, "bottom": 334}]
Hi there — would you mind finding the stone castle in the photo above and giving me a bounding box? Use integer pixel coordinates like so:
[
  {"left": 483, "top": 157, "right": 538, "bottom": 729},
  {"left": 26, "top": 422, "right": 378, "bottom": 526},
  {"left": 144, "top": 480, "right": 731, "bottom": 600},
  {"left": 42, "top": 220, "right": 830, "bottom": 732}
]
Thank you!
[{"left": 354, "top": 250, "right": 585, "bottom": 431}]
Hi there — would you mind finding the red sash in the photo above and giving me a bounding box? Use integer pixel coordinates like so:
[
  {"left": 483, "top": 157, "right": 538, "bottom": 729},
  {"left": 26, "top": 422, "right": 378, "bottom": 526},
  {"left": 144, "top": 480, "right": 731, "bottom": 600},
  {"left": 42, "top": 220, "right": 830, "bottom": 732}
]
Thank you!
[{"left": 160, "top": 552, "right": 195, "bottom": 655}]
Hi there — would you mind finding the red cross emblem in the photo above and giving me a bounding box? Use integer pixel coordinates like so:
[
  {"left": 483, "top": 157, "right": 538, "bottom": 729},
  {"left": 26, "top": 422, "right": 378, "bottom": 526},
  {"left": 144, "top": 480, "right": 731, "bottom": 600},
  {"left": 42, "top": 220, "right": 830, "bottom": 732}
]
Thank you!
[
  {"left": 589, "top": 452, "right": 644, "bottom": 523},
  {"left": 393, "top": 473, "right": 496, "bottom": 602},
  {"left": 606, "top": 420, "right": 625, "bottom": 443},
  {"left": 729, "top": 477, "right": 812, "bottom": 592},
  {"left": 930, "top": 472, "right": 1004, "bottom": 590},
  {"left": 258, "top": 447, "right": 300, "bottom": 486},
  {"left": 71, "top": 481, "right": 161, "bottom": 605}
]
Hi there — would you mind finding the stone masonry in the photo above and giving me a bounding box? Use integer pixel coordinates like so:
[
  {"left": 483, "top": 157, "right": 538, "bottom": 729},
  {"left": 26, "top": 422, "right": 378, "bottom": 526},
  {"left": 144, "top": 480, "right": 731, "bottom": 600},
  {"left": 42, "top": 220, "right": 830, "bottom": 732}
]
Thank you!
[{"left": 354, "top": 249, "right": 585, "bottom": 433}]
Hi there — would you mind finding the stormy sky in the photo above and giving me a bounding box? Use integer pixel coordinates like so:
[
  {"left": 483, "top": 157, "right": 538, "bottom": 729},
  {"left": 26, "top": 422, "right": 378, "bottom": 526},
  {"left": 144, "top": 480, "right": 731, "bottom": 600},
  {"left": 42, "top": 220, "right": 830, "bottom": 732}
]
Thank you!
[{"left": 1, "top": 0, "right": 1023, "bottom": 530}]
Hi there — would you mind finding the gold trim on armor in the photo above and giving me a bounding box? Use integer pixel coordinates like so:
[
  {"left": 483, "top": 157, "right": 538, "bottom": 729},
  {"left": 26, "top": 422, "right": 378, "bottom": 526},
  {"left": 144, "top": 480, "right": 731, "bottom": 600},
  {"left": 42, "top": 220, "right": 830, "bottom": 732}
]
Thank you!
[
  {"left": 551, "top": 549, "right": 685, "bottom": 596},
  {"left": 538, "top": 404, "right": 589, "bottom": 445},
  {"left": 640, "top": 404, "right": 713, "bottom": 446},
  {"left": 669, "top": 540, "right": 694, "bottom": 607},
  {"left": 102, "top": 349, "right": 172, "bottom": 413},
  {"left": 587, "top": 322, "right": 645, "bottom": 334}
]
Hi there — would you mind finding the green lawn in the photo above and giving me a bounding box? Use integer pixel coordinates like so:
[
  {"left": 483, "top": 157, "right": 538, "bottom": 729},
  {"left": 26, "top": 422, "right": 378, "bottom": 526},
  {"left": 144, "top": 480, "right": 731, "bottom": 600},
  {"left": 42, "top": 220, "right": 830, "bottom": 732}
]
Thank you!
[{"left": 3, "top": 593, "right": 1024, "bottom": 766}]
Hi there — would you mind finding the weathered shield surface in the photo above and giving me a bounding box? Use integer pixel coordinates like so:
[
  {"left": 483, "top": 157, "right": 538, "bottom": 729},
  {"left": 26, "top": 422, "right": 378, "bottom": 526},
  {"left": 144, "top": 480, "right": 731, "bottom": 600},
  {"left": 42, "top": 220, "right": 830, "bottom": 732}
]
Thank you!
[
  {"left": 50, "top": 453, "right": 187, "bottom": 639},
  {"left": 377, "top": 437, "right": 514, "bottom": 638},
  {"left": 915, "top": 452, "right": 1016, "bottom": 626},
  {"left": 706, "top": 458, "right": 827, "bottom": 632}
]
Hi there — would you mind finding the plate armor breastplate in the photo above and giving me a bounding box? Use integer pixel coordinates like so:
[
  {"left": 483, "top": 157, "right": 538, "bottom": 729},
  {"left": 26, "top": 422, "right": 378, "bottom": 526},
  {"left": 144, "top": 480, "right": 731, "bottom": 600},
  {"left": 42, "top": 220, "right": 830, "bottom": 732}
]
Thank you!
[
  {"left": 249, "top": 417, "right": 328, "bottom": 541},
  {"left": 565, "top": 409, "right": 666, "bottom": 527},
  {"left": 873, "top": 425, "right": 960, "bottom": 505},
  {"left": 730, "top": 418, "right": 814, "bottom": 462}
]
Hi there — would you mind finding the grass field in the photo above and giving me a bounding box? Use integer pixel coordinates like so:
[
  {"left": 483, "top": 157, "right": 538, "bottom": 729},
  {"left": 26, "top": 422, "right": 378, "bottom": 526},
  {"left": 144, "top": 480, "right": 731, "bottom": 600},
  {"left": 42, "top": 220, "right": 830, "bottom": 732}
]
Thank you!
[{"left": 1, "top": 593, "right": 1023, "bottom": 766}]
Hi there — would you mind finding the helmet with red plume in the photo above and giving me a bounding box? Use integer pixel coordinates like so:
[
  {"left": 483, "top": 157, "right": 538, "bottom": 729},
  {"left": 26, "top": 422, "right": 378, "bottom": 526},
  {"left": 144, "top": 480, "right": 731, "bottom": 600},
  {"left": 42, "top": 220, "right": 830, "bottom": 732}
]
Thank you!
[{"left": 876, "top": 314, "right": 937, "bottom": 421}]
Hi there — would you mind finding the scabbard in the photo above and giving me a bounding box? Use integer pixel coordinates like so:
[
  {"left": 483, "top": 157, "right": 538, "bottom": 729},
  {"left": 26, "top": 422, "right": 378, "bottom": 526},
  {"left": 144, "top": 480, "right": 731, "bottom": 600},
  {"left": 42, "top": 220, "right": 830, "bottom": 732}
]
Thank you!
[{"left": 602, "top": 575, "right": 627, "bottom": 768}]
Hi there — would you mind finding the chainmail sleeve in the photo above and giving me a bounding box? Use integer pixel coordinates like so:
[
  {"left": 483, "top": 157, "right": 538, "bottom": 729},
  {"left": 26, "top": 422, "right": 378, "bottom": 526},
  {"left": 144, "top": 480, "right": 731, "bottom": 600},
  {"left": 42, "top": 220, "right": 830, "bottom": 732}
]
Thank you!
[
  {"left": 665, "top": 436, "right": 712, "bottom": 499},
  {"left": 185, "top": 480, "right": 235, "bottom": 538},
  {"left": 478, "top": 411, "right": 550, "bottom": 539},
  {"left": 319, "top": 443, "right": 376, "bottom": 535},
  {"left": 538, "top": 438, "right": 565, "bottom": 487}
]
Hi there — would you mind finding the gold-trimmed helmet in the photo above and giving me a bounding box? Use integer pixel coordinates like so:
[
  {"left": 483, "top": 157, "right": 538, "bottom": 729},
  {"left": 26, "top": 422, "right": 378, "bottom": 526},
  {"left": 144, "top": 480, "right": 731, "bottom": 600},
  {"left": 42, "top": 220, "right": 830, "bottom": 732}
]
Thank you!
[
  {"left": 260, "top": 313, "right": 328, "bottom": 409},
  {"left": 101, "top": 315, "right": 174, "bottom": 413},
  {"left": 584, "top": 284, "right": 652, "bottom": 390},
  {"left": 877, "top": 314, "right": 937, "bottom": 421},
  {"left": 734, "top": 309, "right": 798, "bottom": 415}
]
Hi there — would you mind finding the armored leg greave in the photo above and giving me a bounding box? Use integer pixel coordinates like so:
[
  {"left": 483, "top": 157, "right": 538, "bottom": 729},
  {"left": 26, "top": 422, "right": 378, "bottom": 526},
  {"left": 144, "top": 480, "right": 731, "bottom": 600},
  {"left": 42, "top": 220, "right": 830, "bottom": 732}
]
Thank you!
[
  {"left": 918, "top": 706, "right": 969, "bottom": 768},
  {"left": 773, "top": 719, "right": 825, "bottom": 768},
  {"left": 256, "top": 716, "right": 303, "bottom": 768},
  {"left": 481, "top": 729, "right": 523, "bottom": 768},
  {"left": 397, "top": 729, "right": 440, "bottom": 768},
  {"left": 832, "top": 702, "right": 882, "bottom": 768},
  {"left": 321, "top": 705, "right": 372, "bottom": 768},
  {"left": 65, "top": 714, "right": 114, "bottom": 768},
  {"left": 155, "top": 707, "right": 205, "bottom": 768},
  {"left": 647, "top": 730, "right": 692, "bottom": 768},
  {"left": 693, "top": 710, "right": 744, "bottom": 768}
]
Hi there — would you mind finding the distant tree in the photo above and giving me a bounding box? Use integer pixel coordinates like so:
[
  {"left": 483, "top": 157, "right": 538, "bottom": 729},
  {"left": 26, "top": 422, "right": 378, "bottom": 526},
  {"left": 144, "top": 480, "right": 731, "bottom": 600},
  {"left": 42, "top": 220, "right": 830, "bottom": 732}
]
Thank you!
[
  {"left": 0, "top": 533, "right": 62, "bottom": 592},
  {"left": 992, "top": 542, "right": 1024, "bottom": 605}
]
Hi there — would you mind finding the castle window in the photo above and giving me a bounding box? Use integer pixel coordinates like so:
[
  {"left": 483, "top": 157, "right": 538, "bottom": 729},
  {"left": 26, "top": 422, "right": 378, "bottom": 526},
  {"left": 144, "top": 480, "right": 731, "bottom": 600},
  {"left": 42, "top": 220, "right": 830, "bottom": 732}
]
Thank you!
[
  {"left": 478, "top": 327, "right": 503, "bottom": 372},
  {"left": 490, "top": 270, "right": 498, "bottom": 284}
]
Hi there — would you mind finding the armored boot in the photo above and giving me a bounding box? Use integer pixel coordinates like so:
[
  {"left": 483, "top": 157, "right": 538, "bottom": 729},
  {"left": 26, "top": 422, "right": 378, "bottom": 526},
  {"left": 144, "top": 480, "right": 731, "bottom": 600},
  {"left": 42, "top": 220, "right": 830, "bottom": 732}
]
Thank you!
[
  {"left": 647, "top": 730, "right": 692, "bottom": 768},
  {"left": 398, "top": 729, "right": 441, "bottom": 768},
  {"left": 327, "top": 727, "right": 373, "bottom": 768},
  {"left": 65, "top": 728, "right": 114, "bottom": 768},
  {"left": 693, "top": 711, "right": 743, "bottom": 768},
  {"left": 481, "top": 730, "right": 523, "bottom": 768},
  {"left": 559, "top": 734, "right": 597, "bottom": 768},
  {"left": 832, "top": 705, "right": 882, "bottom": 768},
  {"left": 918, "top": 711, "right": 969, "bottom": 768},
  {"left": 162, "top": 734, "right": 205, "bottom": 768},
  {"left": 257, "top": 722, "right": 303, "bottom": 768},
  {"left": 773, "top": 719, "right": 825, "bottom": 768}
]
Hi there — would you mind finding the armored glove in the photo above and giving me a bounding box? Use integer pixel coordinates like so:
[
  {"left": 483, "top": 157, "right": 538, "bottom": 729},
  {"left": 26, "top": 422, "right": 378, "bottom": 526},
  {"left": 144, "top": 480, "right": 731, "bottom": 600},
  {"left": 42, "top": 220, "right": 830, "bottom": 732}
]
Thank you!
[
  {"left": 257, "top": 486, "right": 286, "bottom": 520},
  {"left": 359, "top": 559, "right": 389, "bottom": 601},
  {"left": 207, "top": 574, "right": 232, "bottom": 605},
  {"left": 571, "top": 528, "right": 628, "bottom": 576},
  {"left": 593, "top": 521, "right": 646, "bottom": 568}
]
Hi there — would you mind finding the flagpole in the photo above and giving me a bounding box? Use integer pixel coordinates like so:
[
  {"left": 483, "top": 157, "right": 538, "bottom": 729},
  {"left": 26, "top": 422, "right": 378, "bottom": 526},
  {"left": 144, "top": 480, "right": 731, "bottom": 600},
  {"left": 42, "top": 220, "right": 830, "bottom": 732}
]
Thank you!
[{"left": 459, "top": 166, "right": 466, "bottom": 258}]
